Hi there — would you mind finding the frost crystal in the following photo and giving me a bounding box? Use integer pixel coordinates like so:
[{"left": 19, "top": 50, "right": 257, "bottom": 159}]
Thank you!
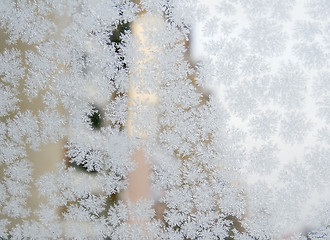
[{"left": 0, "top": 0, "right": 329, "bottom": 239}]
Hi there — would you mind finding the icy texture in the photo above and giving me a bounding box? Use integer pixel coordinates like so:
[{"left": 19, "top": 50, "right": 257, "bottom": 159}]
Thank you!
[{"left": 0, "top": 0, "right": 329, "bottom": 239}]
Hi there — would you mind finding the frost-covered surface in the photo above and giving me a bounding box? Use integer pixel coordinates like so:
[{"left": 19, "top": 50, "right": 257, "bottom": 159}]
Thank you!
[{"left": 0, "top": 0, "right": 329, "bottom": 239}]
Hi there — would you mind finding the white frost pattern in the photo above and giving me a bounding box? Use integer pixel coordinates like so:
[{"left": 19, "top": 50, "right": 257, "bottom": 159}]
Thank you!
[{"left": 0, "top": 0, "right": 329, "bottom": 239}]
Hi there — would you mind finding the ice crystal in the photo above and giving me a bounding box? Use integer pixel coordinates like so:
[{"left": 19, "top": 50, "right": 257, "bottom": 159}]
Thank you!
[{"left": 0, "top": 0, "right": 329, "bottom": 239}]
